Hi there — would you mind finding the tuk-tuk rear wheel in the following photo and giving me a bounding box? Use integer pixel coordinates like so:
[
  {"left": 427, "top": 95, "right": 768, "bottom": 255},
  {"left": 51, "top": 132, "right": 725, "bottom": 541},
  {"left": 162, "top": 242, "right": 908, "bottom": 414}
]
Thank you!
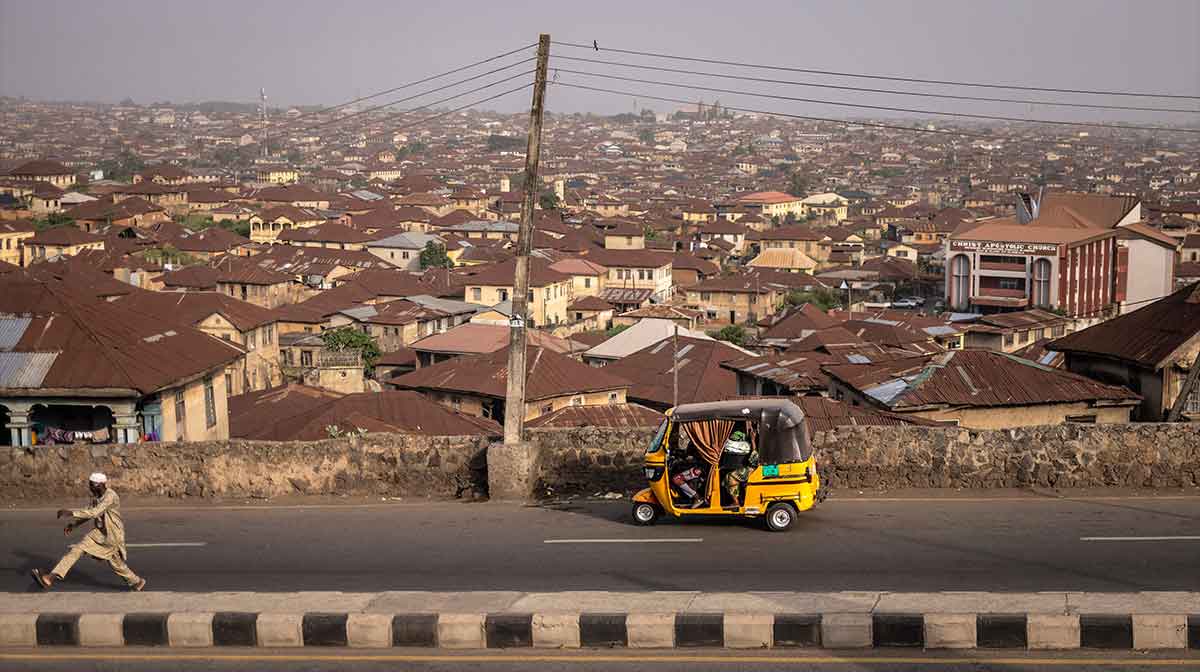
[
  {"left": 632, "top": 502, "right": 659, "bottom": 526},
  {"left": 765, "top": 502, "right": 796, "bottom": 532}
]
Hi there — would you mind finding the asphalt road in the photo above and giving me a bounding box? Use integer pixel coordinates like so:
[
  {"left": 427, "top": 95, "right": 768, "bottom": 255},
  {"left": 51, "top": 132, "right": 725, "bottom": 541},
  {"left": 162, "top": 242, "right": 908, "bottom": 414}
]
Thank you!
[
  {"left": 1, "top": 494, "right": 1199, "bottom": 593},
  {"left": 1, "top": 649, "right": 1198, "bottom": 672}
]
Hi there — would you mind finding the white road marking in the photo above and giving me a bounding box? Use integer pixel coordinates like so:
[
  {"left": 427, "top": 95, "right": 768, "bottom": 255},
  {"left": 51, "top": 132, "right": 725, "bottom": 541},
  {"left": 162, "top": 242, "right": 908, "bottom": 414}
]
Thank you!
[
  {"left": 126, "top": 542, "right": 208, "bottom": 548},
  {"left": 543, "top": 538, "right": 703, "bottom": 544},
  {"left": 1079, "top": 536, "right": 1200, "bottom": 542}
]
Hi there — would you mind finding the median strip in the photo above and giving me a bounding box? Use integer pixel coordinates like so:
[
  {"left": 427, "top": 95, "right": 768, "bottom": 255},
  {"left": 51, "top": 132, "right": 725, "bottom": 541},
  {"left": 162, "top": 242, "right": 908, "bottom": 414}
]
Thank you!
[{"left": 1, "top": 591, "right": 1197, "bottom": 652}]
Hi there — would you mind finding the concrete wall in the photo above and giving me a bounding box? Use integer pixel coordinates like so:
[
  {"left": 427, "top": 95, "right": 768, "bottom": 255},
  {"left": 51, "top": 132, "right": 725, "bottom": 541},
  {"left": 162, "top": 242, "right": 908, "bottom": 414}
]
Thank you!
[{"left": 3, "top": 424, "right": 1198, "bottom": 502}]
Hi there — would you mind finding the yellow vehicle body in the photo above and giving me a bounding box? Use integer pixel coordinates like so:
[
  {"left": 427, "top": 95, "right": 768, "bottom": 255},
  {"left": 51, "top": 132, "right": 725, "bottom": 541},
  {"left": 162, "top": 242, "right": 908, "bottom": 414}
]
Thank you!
[{"left": 632, "top": 400, "right": 823, "bottom": 530}]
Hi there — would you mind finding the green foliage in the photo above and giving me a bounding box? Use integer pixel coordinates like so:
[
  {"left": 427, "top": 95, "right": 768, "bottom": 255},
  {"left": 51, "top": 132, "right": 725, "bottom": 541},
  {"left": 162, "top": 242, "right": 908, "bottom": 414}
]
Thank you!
[
  {"left": 605, "top": 324, "right": 631, "bottom": 338},
  {"left": 212, "top": 145, "right": 241, "bottom": 168},
  {"left": 139, "top": 244, "right": 198, "bottom": 267},
  {"left": 538, "top": 189, "right": 560, "bottom": 211},
  {"left": 707, "top": 324, "right": 747, "bottom": 346},
  {"left": 33, "top": 212, "right": 75, "bottom": 231},
  {"left": 321, "top": 326, "right": 382, "bottom": 370},
  {"left": 637, "top": 128, "right": 656, "bottom": 144},
  {"left": 418, "top": 241, "right": 453, "bottom": 269},
  {"left": 787, "top": 172, "right": 809, "bottom": 197},
  {"left": 97, "top": 149, "right": 145, "bottom": 182},
  {"left": 871, "top": 167, "right": 905, "bottom": 179},
  {"left": 784, "top": 287, "right": 842, "bottom": 311},
  {"left": 486, "top": 134, "right": 525, "bottom": 152},
  {"left": 177, "top": 213, "right": 216, "bottom": 231},
  {"left": 220, "top": 219, "right": 251, "bottom": 238}
]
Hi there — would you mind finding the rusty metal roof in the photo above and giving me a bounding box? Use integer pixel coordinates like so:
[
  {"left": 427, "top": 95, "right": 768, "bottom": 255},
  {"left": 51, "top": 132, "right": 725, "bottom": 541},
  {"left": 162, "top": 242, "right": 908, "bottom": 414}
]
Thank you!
[
  {"left": 392, "top": 346, "right": 630, "bottom": 401},
  {"left": 601, "top": 336, "right": 745, "bottom": 408},
  {"left": 1049, "top": 282, "right": 1200, "bottom": 369},
  {"left": 824, "top": 349, "right": 1140, "bottom": 410},
  {"left": 526, "top": 403, "right": 663, "bottom": 428}
]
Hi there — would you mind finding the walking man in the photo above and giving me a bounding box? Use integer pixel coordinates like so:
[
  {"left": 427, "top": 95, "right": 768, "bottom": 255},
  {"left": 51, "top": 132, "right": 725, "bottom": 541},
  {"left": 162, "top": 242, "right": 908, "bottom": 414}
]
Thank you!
[{"left": 32, "top": 472, "right": 146, "bottom": 591}]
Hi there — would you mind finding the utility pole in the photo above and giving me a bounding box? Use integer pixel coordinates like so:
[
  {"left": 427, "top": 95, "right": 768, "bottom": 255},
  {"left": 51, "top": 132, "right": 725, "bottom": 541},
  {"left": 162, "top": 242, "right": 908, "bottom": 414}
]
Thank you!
[
  {"left": 502, "top": 33, "right": 551, "bottom": 446},
  {"left": 672, "top": 324, "right": 680, "bottom": 409}
]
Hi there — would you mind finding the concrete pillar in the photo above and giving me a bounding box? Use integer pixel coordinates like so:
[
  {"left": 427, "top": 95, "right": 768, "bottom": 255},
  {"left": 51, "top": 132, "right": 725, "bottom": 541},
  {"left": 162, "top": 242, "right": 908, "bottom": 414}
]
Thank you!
[
  {"left": 487, "top": 441, "right": 539, "bottom": 501},
  {"left": 4, "top": 404, "right": 32, "bottom": 447},
  {"left": 111, "top": 405, "right": 141, "bottom": 444}
]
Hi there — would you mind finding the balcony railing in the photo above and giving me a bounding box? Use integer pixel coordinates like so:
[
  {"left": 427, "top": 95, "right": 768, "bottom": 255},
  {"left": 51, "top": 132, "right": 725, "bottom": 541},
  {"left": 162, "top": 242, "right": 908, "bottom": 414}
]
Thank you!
[
  {"left": 976, "top": 287, "right": 1027, "bottom": 299},
  {"left": 979, "top": 261, "right": 1027, "bottom": 272}
]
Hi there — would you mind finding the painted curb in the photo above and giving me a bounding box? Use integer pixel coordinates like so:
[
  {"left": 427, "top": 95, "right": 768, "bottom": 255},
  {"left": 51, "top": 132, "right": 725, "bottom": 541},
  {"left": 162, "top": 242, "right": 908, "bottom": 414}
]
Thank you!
[{"left": 2, "top": 611, "right": 1198, "bottom": 650}]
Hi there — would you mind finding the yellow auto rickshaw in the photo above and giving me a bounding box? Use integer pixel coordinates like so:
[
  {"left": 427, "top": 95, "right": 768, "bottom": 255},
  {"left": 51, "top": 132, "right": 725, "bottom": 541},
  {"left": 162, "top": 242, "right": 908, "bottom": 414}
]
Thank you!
[{"left": 632, "top": 399, "right": 823, "bottom": 532}]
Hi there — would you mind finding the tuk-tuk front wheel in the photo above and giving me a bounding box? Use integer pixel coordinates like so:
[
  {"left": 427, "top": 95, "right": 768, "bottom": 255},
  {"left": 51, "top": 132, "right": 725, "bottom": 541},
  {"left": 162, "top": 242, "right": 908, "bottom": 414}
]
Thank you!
[
  {"left": 632, "top": 502, "right": 659, "bottom": 526},
  {"left": 765, "top": 502, "right": 796, "bottom": 532}
]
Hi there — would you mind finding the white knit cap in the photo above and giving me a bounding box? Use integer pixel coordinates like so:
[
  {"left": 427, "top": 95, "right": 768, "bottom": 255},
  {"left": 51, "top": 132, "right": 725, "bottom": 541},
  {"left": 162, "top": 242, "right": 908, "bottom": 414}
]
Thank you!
[{"left": 88, "top": 472, "right": 107, "bottom": 484}]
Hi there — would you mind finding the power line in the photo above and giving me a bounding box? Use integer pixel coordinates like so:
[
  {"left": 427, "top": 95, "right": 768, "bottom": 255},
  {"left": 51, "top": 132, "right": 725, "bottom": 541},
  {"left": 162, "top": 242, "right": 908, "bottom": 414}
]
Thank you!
[
  {"left": 551, "top": 80, "right": 993, "bottom": 139},
  {"left": 269, "top": 43, "right": 537, "bottom": 133},
  {"left": 305, "top": 70, "right": 535, "bottom": 146},
  {"left": 554, "top": 40, "right": 1200, "bottom": 101},
  {"left": 277, "top": 58, "right": 537, "bottom": 138},
  {"left": 549, "top": 53, "right": 1199, "bottom": 115},
  {"left": 358, "top": 81, "right": 533, "bottom": 146},
  {"left": 552, "top": 68, "right": 1200, "bottom": 134}
]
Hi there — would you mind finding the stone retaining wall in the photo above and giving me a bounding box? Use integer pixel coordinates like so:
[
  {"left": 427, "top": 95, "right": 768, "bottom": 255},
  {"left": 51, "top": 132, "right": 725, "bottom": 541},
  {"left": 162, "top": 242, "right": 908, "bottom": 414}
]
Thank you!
[
  {"left": 1, "top": 434, "right": 490, "bottom": 500},
  {"left": 816, "top": 423, "right": 1200, "bottom": 490},
  {"left": 2, "top": 423, "right": 1198, "bottom": 502}
]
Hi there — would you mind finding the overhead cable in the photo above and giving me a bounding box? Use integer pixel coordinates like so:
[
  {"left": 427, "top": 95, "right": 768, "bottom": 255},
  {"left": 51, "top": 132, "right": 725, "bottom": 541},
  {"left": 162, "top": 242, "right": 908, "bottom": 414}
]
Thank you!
[{"left": 554, "top": 40, "right": 1200, "bottom": 100}]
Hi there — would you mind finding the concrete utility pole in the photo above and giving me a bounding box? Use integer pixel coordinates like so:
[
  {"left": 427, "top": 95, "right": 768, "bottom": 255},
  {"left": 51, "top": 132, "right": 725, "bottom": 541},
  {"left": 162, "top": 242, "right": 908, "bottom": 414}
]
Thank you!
[
  {"left": 502, "top": 33, "right": 551, "bottom": 446},
  {"left": 672, "top": 324, "right": 680, "bottom": 408}
]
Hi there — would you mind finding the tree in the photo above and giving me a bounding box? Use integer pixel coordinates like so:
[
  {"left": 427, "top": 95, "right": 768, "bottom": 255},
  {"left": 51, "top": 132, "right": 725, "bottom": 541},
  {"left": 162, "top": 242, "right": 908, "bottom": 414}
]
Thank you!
[
  {"left": 219, "top": 219, "right": 251, "bottom": 237},
  {"left": 538, "top": 189, "right": 560, "bottom": 211},
  {"left": 637, "top": 128, "right": 656, "bottom": 145},
  {"left": 788, "top": 171, "right": 810, "bottom": 197},
  {"left": 97, "top": 149, "right": 145, "bottom": 182},
  {"left": 418, "top": 241, "right": 453, "bottom": 269},
  {"left": 784, "top": 287, "right": 841, "bottom": 311},
  {"left": 707, "top": 324, "right": 747, "bottom": 346},
  {"left": 604, "top": 324, "right": 630, "bottom": 338},
  {"left": 321, "top": 326, "right": 382, "bottom": 371},
  {"left": 33, "top": 212, "right": 74, "bottom": 231}
]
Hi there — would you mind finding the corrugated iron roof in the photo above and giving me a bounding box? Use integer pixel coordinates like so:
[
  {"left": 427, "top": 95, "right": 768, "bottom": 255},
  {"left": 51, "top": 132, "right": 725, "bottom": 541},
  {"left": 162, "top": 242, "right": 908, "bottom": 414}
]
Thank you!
[
  {"left": 0, "top": 351, "right": 57, "bottom": 388},
  {"left": 1049, "top": 282, "right": 1200, "bottom": 369},
  {"left": 0, "top": 316, "right": 32, "bottom": 350}
]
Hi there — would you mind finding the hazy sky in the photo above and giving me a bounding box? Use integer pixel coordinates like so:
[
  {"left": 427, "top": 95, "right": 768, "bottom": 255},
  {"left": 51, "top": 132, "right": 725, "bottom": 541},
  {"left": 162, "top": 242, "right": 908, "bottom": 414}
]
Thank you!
[{"left": 2, "top": 0, "right": 1198, "bottom": 123}]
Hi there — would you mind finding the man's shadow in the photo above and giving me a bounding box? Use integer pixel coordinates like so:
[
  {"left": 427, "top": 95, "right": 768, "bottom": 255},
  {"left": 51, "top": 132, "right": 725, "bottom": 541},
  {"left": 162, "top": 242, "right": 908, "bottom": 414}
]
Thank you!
[{"left": 12, "top": 550, "right": 122, "bottom": 592}]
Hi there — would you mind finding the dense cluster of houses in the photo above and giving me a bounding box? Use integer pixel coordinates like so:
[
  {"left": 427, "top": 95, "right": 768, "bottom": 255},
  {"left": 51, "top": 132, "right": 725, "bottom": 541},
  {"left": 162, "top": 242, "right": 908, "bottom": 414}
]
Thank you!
[{"left": 0, "top": 97, "right": 1197, "bottom": 446}]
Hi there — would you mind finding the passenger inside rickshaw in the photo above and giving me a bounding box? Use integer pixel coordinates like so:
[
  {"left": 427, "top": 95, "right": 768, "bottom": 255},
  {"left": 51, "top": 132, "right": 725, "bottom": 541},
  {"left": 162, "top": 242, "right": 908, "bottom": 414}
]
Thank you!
[
  {"left": 666, "top": 427, "right": 709, "bottom": 508},
  {"left": 719, "top": 421, "right": 759, "bottom": 507}
]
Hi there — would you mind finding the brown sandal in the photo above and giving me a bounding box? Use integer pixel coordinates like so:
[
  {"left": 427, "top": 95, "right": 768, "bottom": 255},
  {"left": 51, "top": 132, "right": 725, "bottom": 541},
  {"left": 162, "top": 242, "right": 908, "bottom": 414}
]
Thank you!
[{"left": 31, "top": 569, "right": 53, "bottom": 590}]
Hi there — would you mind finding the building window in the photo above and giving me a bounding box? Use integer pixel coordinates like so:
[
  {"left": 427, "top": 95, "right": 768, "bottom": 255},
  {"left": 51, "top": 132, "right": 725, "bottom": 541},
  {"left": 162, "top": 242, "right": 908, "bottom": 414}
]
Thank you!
[
  {"left": 472, "top": 287, "right": 482, "bottom": 301},
  {"left": 1032, "top": 258, "right": 1052, "bottom": 307},
  {"left": 174, "top": 390, "right": 186, "bottom": 440},
  {"left": 700, "top": 292, "right": 711, "bottom": 301},
  {"left": 225, "top": 372, "right": 233, "bottom": 395},
  {"left": 584, "top": 277, "right": 591, "bottom": 288},
  {"left": 1004, "top": 333, "right": 1015, "bottom": 348},
  {"left": 571, "top": 396, "right": 583, "bottom": 406},
  {"left": 608, "top": 392, "right": 618, "bottom": 404},
  {"left": 204, "top": 377, "right": 217, "bottom": 428},
  {"left": 300, "top": 350, "right": 313, "bottom": 367}
]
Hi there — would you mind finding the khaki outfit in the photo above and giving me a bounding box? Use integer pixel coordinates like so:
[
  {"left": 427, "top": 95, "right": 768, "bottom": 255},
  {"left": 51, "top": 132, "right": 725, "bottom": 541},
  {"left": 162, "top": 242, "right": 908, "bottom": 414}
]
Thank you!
[{"left": 51, "top": 488, "right": 141, "bottom": 586}]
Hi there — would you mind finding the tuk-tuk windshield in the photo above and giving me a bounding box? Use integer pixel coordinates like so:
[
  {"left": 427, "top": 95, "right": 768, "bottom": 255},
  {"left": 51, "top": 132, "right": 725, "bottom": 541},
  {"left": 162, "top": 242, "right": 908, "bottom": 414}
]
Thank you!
[{"left": 645, "top": 419, "right": 668, "bottom": 454}]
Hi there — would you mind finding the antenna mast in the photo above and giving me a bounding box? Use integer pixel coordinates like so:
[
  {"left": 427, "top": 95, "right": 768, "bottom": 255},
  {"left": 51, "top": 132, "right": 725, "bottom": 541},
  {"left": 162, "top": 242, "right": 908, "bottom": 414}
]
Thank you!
[{"left": 260, "top": 87, "right": 269, "bottom": 158}]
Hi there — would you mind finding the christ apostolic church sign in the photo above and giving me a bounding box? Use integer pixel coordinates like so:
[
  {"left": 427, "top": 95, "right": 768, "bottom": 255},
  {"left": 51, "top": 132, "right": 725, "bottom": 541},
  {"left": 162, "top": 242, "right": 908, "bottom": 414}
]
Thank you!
[{"left": 948, "top": 239, "right": 1060, "bottom": 256}]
